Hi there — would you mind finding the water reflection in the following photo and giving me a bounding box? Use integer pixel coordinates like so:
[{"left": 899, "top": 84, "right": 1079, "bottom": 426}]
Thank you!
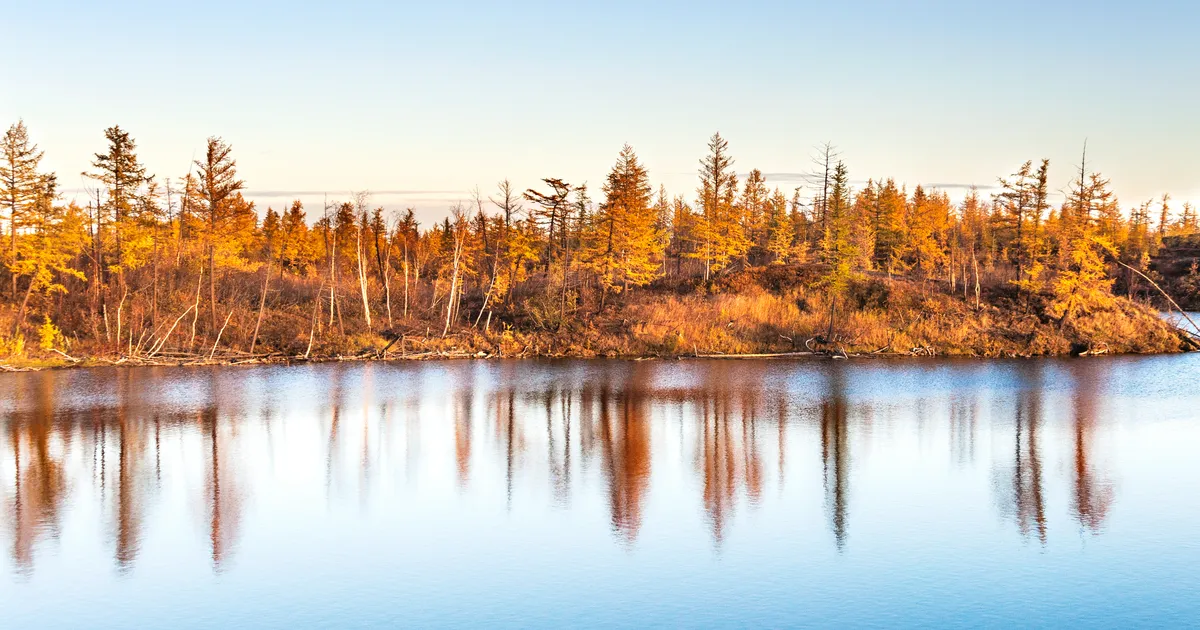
[
  {"left": 1069, "top": 361, "right": 1114, "bottom": 534},
  {"left": 0, "top": 357, "right": 1188, "bottom": 577}
]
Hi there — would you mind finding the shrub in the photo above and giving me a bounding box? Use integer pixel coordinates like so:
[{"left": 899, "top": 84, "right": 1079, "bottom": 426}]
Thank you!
[{"left": 38, "top": 317, "right": 67, "bottom": 351}]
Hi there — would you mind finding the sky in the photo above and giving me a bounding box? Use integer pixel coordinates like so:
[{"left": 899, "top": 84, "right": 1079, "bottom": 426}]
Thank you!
[{"left": 4, "top": 0, "right": 1198, "bottom": 224}]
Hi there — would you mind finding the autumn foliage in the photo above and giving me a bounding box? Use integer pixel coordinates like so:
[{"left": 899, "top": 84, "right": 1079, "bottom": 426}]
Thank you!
[{"left": 0, "top": 123, "right": 1193, "bottom": 365}]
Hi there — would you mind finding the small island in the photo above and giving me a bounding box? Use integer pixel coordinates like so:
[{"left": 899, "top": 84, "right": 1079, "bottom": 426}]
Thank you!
[{"left": 1, "top": 125, "right": 1196, "bottom": 368}]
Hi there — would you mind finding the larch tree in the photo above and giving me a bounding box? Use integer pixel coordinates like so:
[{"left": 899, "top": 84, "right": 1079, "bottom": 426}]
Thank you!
[
  {"left": 525, "top": 178, "right": 573, "bottom": 272},
  {"left": 195, "top": 136, "right": 245, "bottom": 330},
  {"left": 1050, "top": 165, "right": 1118, "bottom": 325},
  {"left": 765, "top": 187, "right": 794, "bottom": 263},
  {"left": 872, "top": 179, "right": 905, "bottom": 269},
  {"left": 584, "top": 144, "right": 662, "bottom": 308},
  {"left": 87, "top": 126, "right": 151, "bottom": 292},
  {"left": 740, "top": 168, "right": 769, "bottom": 260},
  {"left": 1, "top": 120, "right": 45, "bottom": 299},
  {"left": 11, "top": 177, "right": 88, "bottom": 332},
  {"left": 352, "top": 191, "right": 372, "bottom": 329},
  {"left": 820, "top": 161, "right": 859, "bottom": 339},
  {"left": 893, "top": 185, "right": 950, "bottom": 279},
  {"left": 1157, "top": 194, "right": 1172, "bottom": 239},
  {"left": 693, "top": 132, "right": 746, "bottom": 280},
  {"left": 997, "top": 160, "right": 1045, "bottom": 288}
]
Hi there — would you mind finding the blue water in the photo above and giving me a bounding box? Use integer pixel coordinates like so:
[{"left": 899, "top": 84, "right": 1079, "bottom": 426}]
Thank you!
[{"left": 2, "top": 356, "right": 1199, "bottom": 628}]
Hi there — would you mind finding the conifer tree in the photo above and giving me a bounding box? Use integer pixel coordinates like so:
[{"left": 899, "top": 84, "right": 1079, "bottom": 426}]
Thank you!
[
  {"left": 195, "top": 137, "right": 245, "bottom": 329},
  {"left": 665, "top": 195, "right": 697, "bottom": 276},
  {"left": 892, "top": 185, "right": 949, "bottom": 277},
  {"left": 11, "top": 179, "right": 88, "bottom": 331},
  {"left": 584, "top": 145, "right": 662, "bottom": 307},
  {"left": 997, "top": 160, "right": 1049, "bottom": 289},
  {"left": 871, "top": 179, "right": 905, "bottom": 268},
  {"left": 740, "top": 168, "right": 769, "bottom": 260},
  {"left": 692, "top": 132, "right": 747, "bottom": 280},
  {"left": 1, "top": 121, "right": 45, "bottom": 298},
  {"left": 1050, "top": 168, "right": 1118, "bottom": 324},
  {"left": 88, "top": 126, "right": 151, "bottom": 290},
  {"left": 820, "top": 161, "right": 859, "bottom": 338},
  {"left": 1157, "top": 194, "right": 1172, "bottom": 239},
  {"left": 765, "top": 188, "right": 793, "bottom": 263}
]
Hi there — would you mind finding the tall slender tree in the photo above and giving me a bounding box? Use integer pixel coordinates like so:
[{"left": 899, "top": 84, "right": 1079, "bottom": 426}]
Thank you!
[
  {"left": 195, "top": 136, "right": 245, "bottom": 329},
  {"left": 693, "top": 132, "right": 746, "bottom": 280},
  {"left": 583, "top": 144, "right": 662, "bottom": 308},
  {"left": 87, "top": 126, "right": 151, "bottom": 291},
  {"left": 1, "top": 121, "right": 45, "bottom": 298}
]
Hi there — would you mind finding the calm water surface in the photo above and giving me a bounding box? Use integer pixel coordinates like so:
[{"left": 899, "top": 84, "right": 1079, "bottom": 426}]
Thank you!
[{"left": 2, "top": 357, "right": 1199, "bottom": 628}]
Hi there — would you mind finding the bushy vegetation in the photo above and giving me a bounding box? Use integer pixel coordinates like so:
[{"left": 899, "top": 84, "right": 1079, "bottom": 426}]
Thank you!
[{"left": 0, "top": 123, "right": 1193, "bottom": 368}]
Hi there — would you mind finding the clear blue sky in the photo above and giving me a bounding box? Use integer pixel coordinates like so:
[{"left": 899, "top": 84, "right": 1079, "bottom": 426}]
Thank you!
[{"left": 5, "top": 0, "right": 1198, "bottom": 222}]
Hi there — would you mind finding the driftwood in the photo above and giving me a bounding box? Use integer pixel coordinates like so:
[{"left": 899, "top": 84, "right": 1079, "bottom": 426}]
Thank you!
[
  {"left": 148, "top": 304, "right": 195, "bottom": 358},
  {"left": 209, "top": 310, "right": 234, "bottom": 360},
  {"left": 1114, "top": 259, "right": 1200, "bottom": 340},
  {"left": 50, "top": 348, "right": 81, "bottom": 363},
  {"left": 692, "top": 351, "right": 816, "bottom": 359}
]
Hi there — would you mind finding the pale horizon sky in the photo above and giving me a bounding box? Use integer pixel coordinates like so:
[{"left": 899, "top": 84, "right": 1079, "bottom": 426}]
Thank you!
[{"left": 5, "top": 0, "right": 1198, "bottom": 224}]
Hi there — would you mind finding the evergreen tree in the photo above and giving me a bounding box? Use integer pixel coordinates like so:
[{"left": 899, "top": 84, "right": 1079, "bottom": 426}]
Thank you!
[
  {"left": 195, "top": 136, "right": 245, "bottom": 328},
  {"left": 1050, "top": 167, "right": 1119, "bottom": 324},
  {"left": 765, "top": 188, "right": 794, "bottom": 263},
  {"left": 820, "top": 161, "right": 859, "bottom": 337},
  {"left": 739, "top": 168, "right": 769, "bottom": 260},
  {"left": 1, "top": 121, "right": 45, "bottom": 298},
  {"left": 692, "top": 132, "right": 747, "bottom": 279},
  {"left": 583, "top": 144, "right": 662, "bottom": 306},
  {"left": 11, "top": 179, "right": 88, "bottom": 331},
  {"left": 871, "top": 179, "right": 905, "bottom": 268},
  {"left": 88, "top": 126, "right": 151, "bottom": 289}
]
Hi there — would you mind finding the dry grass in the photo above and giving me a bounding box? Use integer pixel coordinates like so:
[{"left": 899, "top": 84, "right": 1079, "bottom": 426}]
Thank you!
[
  {"left": 1, "top": 265, "right": 1188, "bottom": 368},
  {"left": 618, "top": 272, "right": 1185, "bottom": 357}
]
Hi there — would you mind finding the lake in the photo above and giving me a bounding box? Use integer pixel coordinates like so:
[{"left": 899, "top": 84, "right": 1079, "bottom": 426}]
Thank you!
[{"left": 2, "top": 357, "right": 1199, "bottom": 628}]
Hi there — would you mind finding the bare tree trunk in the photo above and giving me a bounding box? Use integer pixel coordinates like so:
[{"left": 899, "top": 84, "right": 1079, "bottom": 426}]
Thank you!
[
  {"left": 149, "top": 303, "right": 195, "bottom": 358},
  {"left": 189, "top": 267, "right": 204, "bottom": 350},
  {"left": 383, "top": 224, "right": 394, "bottom": 328},
  {"left": 402, "top": 246, "right": 410, "bottom": 319},
  {"left": 475, "top": 264, "right": 498, "bottom": 328},
  {"left": 355, "top": 218, "right": 372, "bottom": 329},
  {"left": 558, "top": 221, "right": 570, "bottom": 331},
  {"left": 13, "top": 276, "right": 35, "bottom": 335},
  {"left": 209, "top": 309, "right": 234, "bottom": 360},
  {"left": 151, "top": 234, "right": 160, "bottom": 328},
  {"left": 305, "top": 285, "right": 322, "bottom": 359},
  {"left": 443, "top": 230, "right": 464, "bottom": 337},
  {"left": 826, "top": 294, "right": 837, "bottom": 341},
  {"left": 249, "top": 258, "right": 271, "bottom": 354},
  {"left": 973, "top": 251, "right": 981, "bottom": 309},
  {"left": 115, "top": 287, "right": 128, "bottom": 354}
]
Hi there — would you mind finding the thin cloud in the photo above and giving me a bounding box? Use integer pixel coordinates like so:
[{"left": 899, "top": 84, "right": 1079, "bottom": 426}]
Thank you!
[
  {"left": 759, "top": 172, "right": 810, "bottom": 181},
  {"left": 926, "top": 183, "right": 999, "bottom": 191},
  {"left": 246, "top": 189, "right": 462, "bottom": 197},
  {"left": 56, "top": 187, "right": 464, "bottom": 196}
]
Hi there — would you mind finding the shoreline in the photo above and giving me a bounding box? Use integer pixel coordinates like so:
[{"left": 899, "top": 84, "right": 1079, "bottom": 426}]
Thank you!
[{"left": 3, "top": 343, "right": 1193, "bottom": 373}]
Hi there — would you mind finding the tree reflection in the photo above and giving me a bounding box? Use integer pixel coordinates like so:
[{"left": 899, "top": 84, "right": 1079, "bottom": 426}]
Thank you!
[
  {"left": 695, "top": 365, "right": 765, "bottom": 546},
  {"left": 1068, "top": 362, "right": 1114, "bottom": 534},
  {"left": 996, "top": 364, "right": 1047, "bottom": 544},
  {"left": 113, "top": 370, "right": 145, "bottom": 573},
  {"left": 594, "top": 384, "right": 651, "bottom": 543},
  {"left": 4, "top": 374, "right": 68, "bottom": 575},
  {"left": 820, "top": 364, "right": 850, "bottom": 550},
  {"left": 455, "top": 389, "right": 472, "bottom": 488},
  {"left": 0, "top": 358, "right": 1140, "bottom": 576},
  {"left": 492, "top": 388, "right": 523, "bottom": 510}
]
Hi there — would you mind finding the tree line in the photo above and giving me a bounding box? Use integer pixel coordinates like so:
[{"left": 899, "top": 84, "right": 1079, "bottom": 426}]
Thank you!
[{"left": 1, "top": 121, "right": 1194, "bottom": 359}]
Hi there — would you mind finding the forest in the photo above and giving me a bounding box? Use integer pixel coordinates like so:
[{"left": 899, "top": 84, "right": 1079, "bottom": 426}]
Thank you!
[{"left": 0, "top": 122, "right": 1196, "bottom": 367}]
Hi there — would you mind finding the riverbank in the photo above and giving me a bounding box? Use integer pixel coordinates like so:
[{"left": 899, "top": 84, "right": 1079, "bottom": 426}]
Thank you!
[{"left": 3, "top": 275, "right": 1194, "bottom": 372}]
